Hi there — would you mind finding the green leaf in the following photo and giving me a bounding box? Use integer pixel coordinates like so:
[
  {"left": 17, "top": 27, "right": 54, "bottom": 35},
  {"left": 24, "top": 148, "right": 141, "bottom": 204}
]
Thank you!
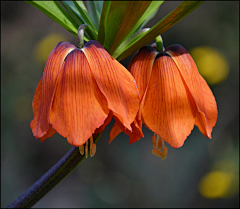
[
  {"left": 97, "top": 1, "right": 111, "bottom": 45},
  {"left": 98, "top": 1, "right": 153, "bottom": 54},
  {"left": 129, "top": 1, "right": 164, "bottom": 35},
  {"left": 26, "top": 1, "right": 80, "bottom": 37},
  {"left": 116, "top": 1, "right": 204, "bottom": 61},
  {"left": 60, "top": 1, "right": 97, "bottom": 40},
  {"left": 113, "top": 28, "right": 150, "bottom": 59},
  {"left": 138, "top": 2, "right": 163, "bottom": 30},
  {"left": 85, "top": 1, "right": 103, "bottom": 30},
  {"left": 73, "top": 1, "right": 98, "bottom": 40},
  {"left": 60, "top": 1, "right": 85, "bottom": 25}
]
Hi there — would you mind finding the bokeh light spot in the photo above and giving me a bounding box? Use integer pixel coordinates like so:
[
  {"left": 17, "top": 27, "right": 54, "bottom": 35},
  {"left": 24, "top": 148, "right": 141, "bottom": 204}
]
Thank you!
[
  {"left": 190, "top": 46, "right": 229, "bottom": 85},
  {"left": 199, "top": 170, "right": 239, "bottom": 199},
  {"left": 34, "top": 33, "right": 67, "bottom": 64}
]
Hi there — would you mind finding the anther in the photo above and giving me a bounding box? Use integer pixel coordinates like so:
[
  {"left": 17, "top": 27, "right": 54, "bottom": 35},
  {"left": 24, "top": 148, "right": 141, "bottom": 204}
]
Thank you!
[
  {"left": 79, "top": 145, "right": 84, "bottom": 155},
  {"left": 152, "top": 135, "right": 157, "bottom": 149},
  {"left": 90, "top": 136, "right": 93, "bottom": 149},
  {"left": 151, "top": 133, "right": 168, "bottom": 160},
  {"left": 152, "top": 149, "right": 163, "bottom": 158},
  {"left": 161, "top": 147, "right": 168, "bottom": 160},
  {"left": 90, "top": 143, "right": 97, "bottom": 157},
  {"left": 79, "top": 135, "right": 97, "bottom": 158},
  {"left": 85, "top": 144, "right": 88, "bottom": 158},
  {"left": 157, "top": 138, "right": 163, "bottom": 150}
]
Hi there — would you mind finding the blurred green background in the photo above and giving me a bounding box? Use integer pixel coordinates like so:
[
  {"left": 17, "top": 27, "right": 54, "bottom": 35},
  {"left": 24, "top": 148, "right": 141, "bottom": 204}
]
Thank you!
[{"left": 1, "top": 1, "right": 239, "bottom": 208}]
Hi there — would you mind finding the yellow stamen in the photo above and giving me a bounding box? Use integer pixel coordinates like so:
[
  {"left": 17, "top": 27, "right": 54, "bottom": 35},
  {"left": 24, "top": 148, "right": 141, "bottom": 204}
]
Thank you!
[
  {"left": 151, "top": 133, "right": 168, "bottom": 160},
  {"left": 161, "top": 147, "right": 168, "bottom": 160},
  {"left": 152, "top": 135, "right": 157, "bottom": 148},
  {"left": 79, "top": 145, "right": 84, "bottom": 155},
  {"left": 90, "top": 143, "right": 97, "bottom": 157},
  {"left": 152, "top": 149, "right": 163, "bottom": 158},
  {"left": 78, "top": 136, "right": 97, "bottom": 158},
  {"left": 85, "top": 144, "right": 88, "bottom": 158},
  {"left": 157, "top": 138, "right": 163, "bottom": 150},
  {"left": 90, "top": 135, "right": 93, "bottom": 149}
]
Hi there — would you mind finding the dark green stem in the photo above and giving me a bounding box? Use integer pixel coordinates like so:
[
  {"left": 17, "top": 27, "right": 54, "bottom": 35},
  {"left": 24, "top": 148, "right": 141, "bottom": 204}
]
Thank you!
[{"left": 6, "top": 133, "right": 102, "bottom": 208}]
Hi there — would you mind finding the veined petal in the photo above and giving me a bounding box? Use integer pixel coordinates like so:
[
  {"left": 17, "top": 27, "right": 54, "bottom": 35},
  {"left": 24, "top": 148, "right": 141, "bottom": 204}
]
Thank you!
[
  {"left": 31, "top": 42, "right": 76, "bottom": 139},
  {"left": 128, "top": 112, "right": 143, "bottom": 144},
  {"left": 129, "top": 46, "right": 157, "bottom": 101},
  {"left": 142, "top": 52, "right": 196, "bottom": 148},
  {"left": 30, "top": 78, "right": 42, "bottom": 135},
  {"left": 82, "top": 40, "right": 140, "bottom": 131},
  {"left": 166, "top": 45, "right": 218, "bottom": 138},
  {"left": 50, "top": 49, "right": 109, "bottom": 146},
  {"left": 94, "top": 111, "right": 113, "bottom": 137},
  {"left": 109, "top": 46, "right": 156, "bottom": 144},
  {"left": 30, "top": 79, "right": 57, "bottom": 141},
  {"left": 109, "top": 122, "right": 123, "bottom": 144},
  {"left": 195, "top": 75, "right": 218, "bottom": 136},
  {"left": 109, "top": 112, "right": 143, "bottom": 144}
]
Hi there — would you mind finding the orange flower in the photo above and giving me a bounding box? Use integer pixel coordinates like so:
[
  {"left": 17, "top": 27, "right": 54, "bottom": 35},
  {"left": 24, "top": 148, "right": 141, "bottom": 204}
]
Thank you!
[
  {"left": 110, "top": 44, "right": 218, "bottom": 150},
  {"left": 30, "top": 40, "right": 139, "bottom": 147}
]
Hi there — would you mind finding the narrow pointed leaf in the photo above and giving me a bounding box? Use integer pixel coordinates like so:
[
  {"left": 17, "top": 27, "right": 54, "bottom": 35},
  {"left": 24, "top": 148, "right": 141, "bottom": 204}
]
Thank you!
[
  {"left": 73, "top": 1, "right": 98, "bottom": 40},
  {"left": 139, "top": 2, "right": 163, "bottom": 30},
  {"left": 26, "top": 1, "right": 80, "bottom": 37},
  {"left": 97, "top": 1, "right": 111, "bottom": 45},
  {"left": 128, "top": 1, "right": 164, "bottom": 38},
  {"left": 98, "top": 1, "right": 152, "bottom": 54},
  {"left": 86, "top": 1, "right": 103, "bottom": 30},
  {"left": 116, "top": 1, "right": 204, "bottom": 61},
  {"left": 113, "top": 28, "right": 150, "bottom": 59},
  {"left": 61, "top": 1, "right": 97, "bottom": 40},
  {"left": 60, "top": 1, "right": 85, "bottom": 25}
]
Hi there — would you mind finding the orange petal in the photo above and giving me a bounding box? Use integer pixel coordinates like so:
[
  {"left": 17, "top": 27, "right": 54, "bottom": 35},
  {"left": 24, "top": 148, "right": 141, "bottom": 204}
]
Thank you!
[
  {"left": 30, "top": 78, "right": 42, "bottom": 135},
  {"left": 110, "top": 47, "right": 156, "bottom": 144},
  {"left": 31, "top": 42, "right": 76, "bottom": 139},
  {"left": 109, "top": 112, "right": 143, "bottom": 144},
  {"left": 128, "top": 112, "right": 143, "bottom": 144},
  {"left": 129, "top": 46, "right": 157, "bottom": 101},
  {"left": 50, "top": 49, "right": 109, "bottom": 146},
  {"left": 142, "top": 52, "right": 196, "bottom": 148},
  {"left": 166, "top": 45, "right": 218, "bottom": 138},
  {"left": 40, "top": 124, "right": 56, "bottom": 142},
  {"left": 195, "top": 75, "right": 218, "bottom": 136},
  {"left": 94, "top": 111, "right": 113, "bottom": 137},
  {"left": 109, "top": 122, "right": 123, "bottom": 144},
  {"left": 82, "top": 40, "right": 140, "bottom": 131}
]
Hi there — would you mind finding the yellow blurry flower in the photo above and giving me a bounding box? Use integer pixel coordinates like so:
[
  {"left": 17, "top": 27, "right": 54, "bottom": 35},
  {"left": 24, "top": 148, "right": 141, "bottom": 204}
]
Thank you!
[
  {"left": 190, "top": 46, "right": 229, "bottom": 85},
  {"left": 34, "top": 33, "right": 67, "bottom": 64},
  {"left": 199, "top": 160, "right": 239, "bottom": 199}
]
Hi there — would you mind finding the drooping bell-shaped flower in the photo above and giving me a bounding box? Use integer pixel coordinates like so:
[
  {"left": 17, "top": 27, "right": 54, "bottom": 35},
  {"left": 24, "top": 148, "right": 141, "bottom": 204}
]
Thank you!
[
  {"left": 110, "top": 44, "right": 218, "bottom": 154},
  {"left": 30, "top": 31, "right": 139, "bottom": 151}
]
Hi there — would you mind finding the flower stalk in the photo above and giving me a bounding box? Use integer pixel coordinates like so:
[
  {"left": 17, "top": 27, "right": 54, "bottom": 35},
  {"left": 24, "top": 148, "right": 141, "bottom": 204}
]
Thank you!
[
  {"left": 7, "top": 133, "right": 102, "bottom": 208},
  {"left": 77, "top": 24, "right": 89, "bottom": 48},
  {"left": 155, "top": 35, "right": 164, "bottom": 52}
]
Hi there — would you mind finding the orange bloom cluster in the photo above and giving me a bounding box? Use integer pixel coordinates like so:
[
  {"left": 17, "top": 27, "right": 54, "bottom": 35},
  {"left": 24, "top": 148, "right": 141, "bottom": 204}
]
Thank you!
[
  {"left": 31, "top": 40, "right": 217, "bottom": 155},
  {"left": 110, "top": 44, "right": 218, "bottom": 149},
  {"left": 31, "top": 40, "right": 139, "bottom": 147}
]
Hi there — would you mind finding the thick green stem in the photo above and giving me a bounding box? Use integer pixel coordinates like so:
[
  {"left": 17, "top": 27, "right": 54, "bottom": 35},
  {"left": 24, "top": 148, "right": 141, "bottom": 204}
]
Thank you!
[
  {"left": 7, "top": 133, "right": 102, "bottom": 208},
  {"left": 155, "top": 35, "right": 164, "bottom": 52}
]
